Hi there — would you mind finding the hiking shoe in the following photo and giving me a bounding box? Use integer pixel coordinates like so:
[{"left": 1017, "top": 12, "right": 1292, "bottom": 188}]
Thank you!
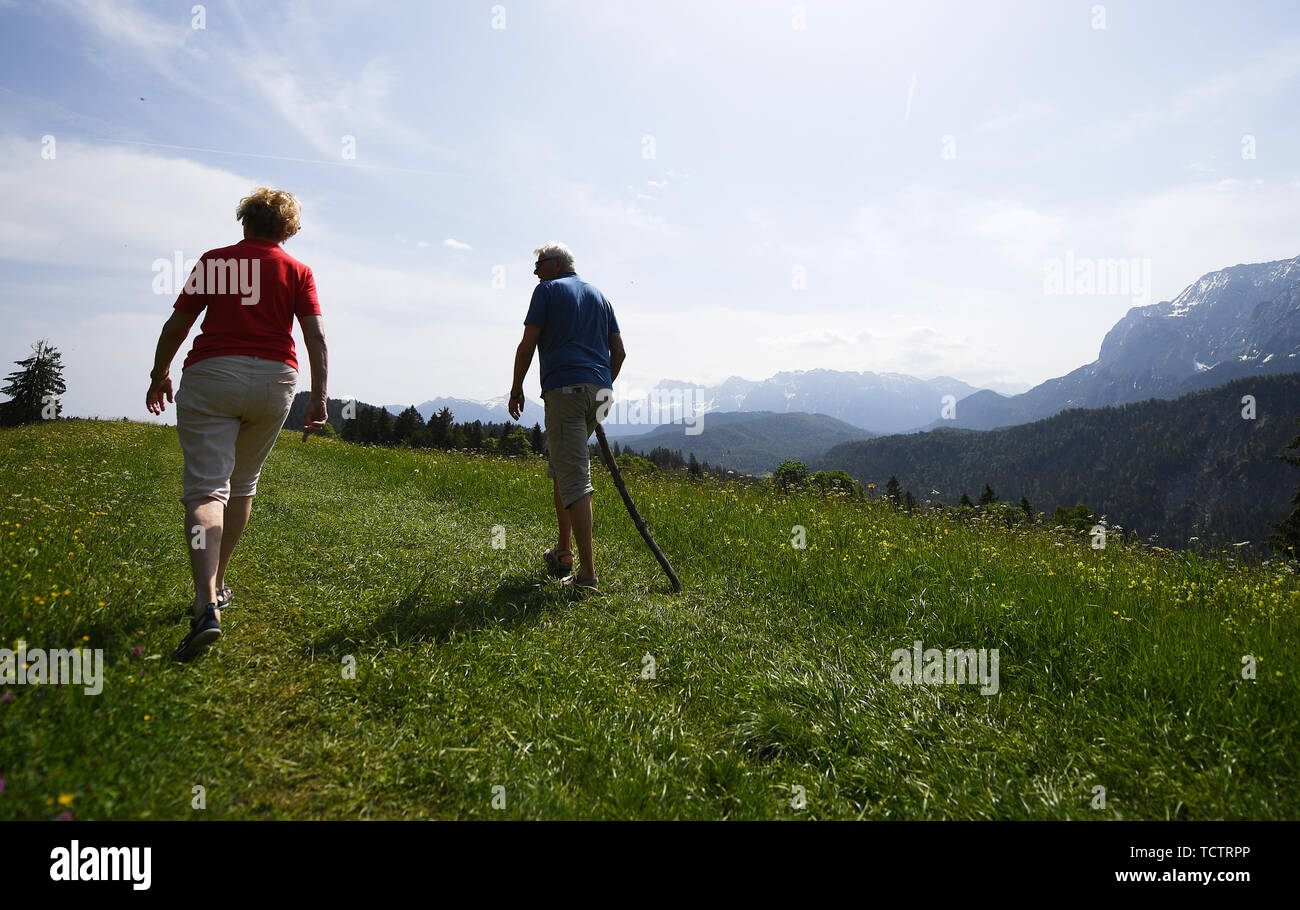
[
  {"left": 561, "top": 575, "right": 601, "bottom": 597},
  {"left": 173, "top": 604, "right": 221, "bottom": 662}
]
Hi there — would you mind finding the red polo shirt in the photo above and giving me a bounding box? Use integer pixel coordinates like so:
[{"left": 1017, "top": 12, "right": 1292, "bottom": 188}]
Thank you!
[{"left": 173, "top": 238, "right": 321, "bottom": 371}]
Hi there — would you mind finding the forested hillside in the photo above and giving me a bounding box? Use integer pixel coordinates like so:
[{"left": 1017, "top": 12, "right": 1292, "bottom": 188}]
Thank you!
[
  {"left": 621, "top": 411, "right": 873, "bottom": 474},
  {"left": 820, "top": 373, "right": 1300, "bottom": 549}
]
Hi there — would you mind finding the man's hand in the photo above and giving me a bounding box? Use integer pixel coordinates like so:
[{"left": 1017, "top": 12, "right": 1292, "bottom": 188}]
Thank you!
[
  {"left": 302, "top": 397, "right": 328, "bottom": 441},
  {"left": 146, "top": 375, "right": 174, "bottom": 414},
  {"left": 510, "top": 326, "right": 542, "bottom": 420}
]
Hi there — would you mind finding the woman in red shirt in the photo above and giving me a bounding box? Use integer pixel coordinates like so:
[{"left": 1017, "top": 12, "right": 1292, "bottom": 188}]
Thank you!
[{"left": 146, "top": 187, "right": 329, "bottom": 661}]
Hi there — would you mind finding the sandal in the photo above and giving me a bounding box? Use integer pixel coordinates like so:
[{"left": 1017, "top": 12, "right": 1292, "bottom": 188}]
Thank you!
[
  {"left": 216, "top": 585, "right": 233, "bottom": 610},
  {"left": 561, "top": 574, "right": 601, "bottom": 596},
  {"left": 543, "top": 548, "right": 574, "bottom": 578}
]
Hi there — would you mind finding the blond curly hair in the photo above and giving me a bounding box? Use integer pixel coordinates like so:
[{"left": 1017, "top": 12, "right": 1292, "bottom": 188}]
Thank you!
[{"left": 236, "top": 187, "right": 302, "bottom": 242}]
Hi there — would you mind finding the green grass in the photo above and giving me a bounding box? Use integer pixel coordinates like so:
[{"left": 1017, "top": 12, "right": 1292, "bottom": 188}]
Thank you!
[{"left": 1, "top": 419, "right": 1297, "bottom": 819}]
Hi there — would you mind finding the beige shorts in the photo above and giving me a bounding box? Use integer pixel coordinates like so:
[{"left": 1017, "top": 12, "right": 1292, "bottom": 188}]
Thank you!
[
  {"left": 544, "top": 383, "right": 609, "bottom": 508},
  {"left": 175, "top": 355, "right": 298, "bottom": 505}
]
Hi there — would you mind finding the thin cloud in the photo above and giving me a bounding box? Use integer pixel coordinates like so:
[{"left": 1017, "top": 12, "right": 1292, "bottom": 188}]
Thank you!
[
  {"left": 1086, "top": 36, "right": 1300, "bottom": 147},
  {"left": 551, "top": 181, "right": 671, "bottom": 233},
  {"left": 969, "top": 101, "right": 1054, "bottom": 137}
]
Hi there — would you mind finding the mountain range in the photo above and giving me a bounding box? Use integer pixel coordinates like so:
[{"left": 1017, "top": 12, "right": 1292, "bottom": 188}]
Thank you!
[
  {"left": 648, "top": 371, "right": 981, "bottom": 434},
  {"left": 383, "top": 373, "right": 982, "bottom": 437},
  {"left": 382, "top": 253, "right": 1300, "bottom": 439},
  {"left": 936, "top": 254, "right": 1300, "bottom": 430},
  {"left": 357, "top": 252, "right": 1300, "bottom": 468},
  {"left": 383, "top": 395, "right": 543, "bottom": 427}
]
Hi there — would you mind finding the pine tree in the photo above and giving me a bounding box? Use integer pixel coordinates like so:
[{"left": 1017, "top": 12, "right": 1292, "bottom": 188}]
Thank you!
[
  {"left": 1020, "top": 496, "right": 1033, "bottom": 521},
  {"left": 393, "top": 405, "right": 424, "bottom": 445},
  {"left": 356, "top": 405, "right": 378, "bottom": 444},
  {"left": 340, "top": 404, "right": 360, "bottom": 442},
  {"left": 1269, "top": 418, "right": 1300, "bottom": 559},
  {"left": 959, "top": 492, "right": 975, "bottom": 508},
  {"left": 903, "top": 490, "right": 917, "bottom": 512},
  {"left": 978, "top": 483, "right": 997, "bottom": 506},
  {"left": 2, "top": 340, "right": 67, "bottom": 426},
  {"left": 530, "top": 423, "right": 544, "bottom": 455},
  {"left": 466, "top": 420, "right": 484, "bottom": 449},
  {"left": 375, "top": 407, "right": 395, "bottom": 445},
  {"left": 885, "top": 475, "right": 902, "bottom": 508},
  {"left": 430, "top": 407, "right": 454, "bottom": 448},
  {"left": 688, "top": 453, "right": 702, "bottom": 478}
]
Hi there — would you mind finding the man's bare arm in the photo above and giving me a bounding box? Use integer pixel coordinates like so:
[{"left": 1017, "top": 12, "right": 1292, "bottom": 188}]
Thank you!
[
  {"left": 609, "top": 331, "right": 626, "bottom": 384},
  {"left": 509, "top": 324, "right": 543, "bottom": 420}
]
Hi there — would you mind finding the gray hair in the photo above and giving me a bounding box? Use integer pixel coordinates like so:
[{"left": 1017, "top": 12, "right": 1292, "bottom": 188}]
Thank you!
[{"left": 534, "top": 241, "right": 574, "bottom": 270}]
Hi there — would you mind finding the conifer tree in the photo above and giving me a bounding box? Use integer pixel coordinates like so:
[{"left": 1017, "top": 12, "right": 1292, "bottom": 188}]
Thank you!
[
  {"left": 466, "top": 420, "right": 484, "bottom": 449},
  {"left": 393, "top": 405, "right": 424, "bottom": 444},
  {"left": 430, "top": 407, "right": 454, "bottom": 448},
  {"left": 1269, "top": 418, "right": 1300, "bottom": 559},
  {"left": 375, "top": 407, "right": 395, "bottom": 445},
  {"left": 2, "top": 340, "right": 66, "bottom": 426},
  {"left": 885, "top": 475, "right": 902, "bottom": 508}
]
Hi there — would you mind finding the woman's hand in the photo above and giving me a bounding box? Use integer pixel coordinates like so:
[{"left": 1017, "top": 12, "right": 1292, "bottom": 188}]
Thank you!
[
  {"left": 146, "top": 375, "right": 174, "bottom": 414},
  {"left": 302, "top": 396, "right": 328, "bottom": 441}
]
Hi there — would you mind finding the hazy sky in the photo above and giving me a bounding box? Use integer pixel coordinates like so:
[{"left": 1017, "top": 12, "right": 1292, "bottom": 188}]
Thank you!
[{"left": 2, "top": 0, "right": 1299, "bottom": 421}]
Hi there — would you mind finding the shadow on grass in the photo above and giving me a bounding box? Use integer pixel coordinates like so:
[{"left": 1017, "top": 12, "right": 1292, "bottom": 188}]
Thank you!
[{"left": 303, "top": 570, "right": 565, "bottom": 656}]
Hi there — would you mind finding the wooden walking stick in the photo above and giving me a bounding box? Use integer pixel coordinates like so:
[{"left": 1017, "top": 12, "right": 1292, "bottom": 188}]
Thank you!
[{"left": 593, "top": 423, "right": 682, "bottom": 592}]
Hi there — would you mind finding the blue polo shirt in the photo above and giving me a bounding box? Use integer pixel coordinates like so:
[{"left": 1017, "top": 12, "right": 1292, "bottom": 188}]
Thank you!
[{"left": 524, "top": 272, "right": 621, "bottom": 393}]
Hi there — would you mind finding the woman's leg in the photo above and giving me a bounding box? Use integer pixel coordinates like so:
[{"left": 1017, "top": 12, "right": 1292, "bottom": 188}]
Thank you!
[
  {"left": 186, "top": 497, "right": 225, "bottom": 616},
  {"left": 222, "top": 362, "right": 297, "bottom": 591},
  {"left": 176, "top": 360, "right": 241, "bottom": 617},
  {"left": 216, "top": 495, "right": 253, "bottom": 595}
]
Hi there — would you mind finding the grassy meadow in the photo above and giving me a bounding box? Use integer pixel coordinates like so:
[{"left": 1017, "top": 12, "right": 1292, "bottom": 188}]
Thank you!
[{"left": 0, "top": 419, "right": 1297, "bottom": 820}]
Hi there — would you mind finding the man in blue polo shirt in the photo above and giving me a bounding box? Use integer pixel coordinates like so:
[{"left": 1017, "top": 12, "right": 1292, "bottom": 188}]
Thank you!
[{"left": 508, "top": 242, "right": 625, "bottom": 594}]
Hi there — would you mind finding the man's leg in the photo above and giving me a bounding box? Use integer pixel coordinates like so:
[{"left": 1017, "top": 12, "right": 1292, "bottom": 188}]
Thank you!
[
  {"left": 552, "top": 478, "right": 574, "bottom": 568},
  {"left": 186, "top": 497, "right": 224, "bottom": 619},
  {"left": 568, "top": 491, "right": 596, "bottom": 582},
  {"left": 546, "top": 387, "right": 598, "bottom": 583},
  {"left": 216, "top": 495, "right": 253, "bottom": 595}
]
